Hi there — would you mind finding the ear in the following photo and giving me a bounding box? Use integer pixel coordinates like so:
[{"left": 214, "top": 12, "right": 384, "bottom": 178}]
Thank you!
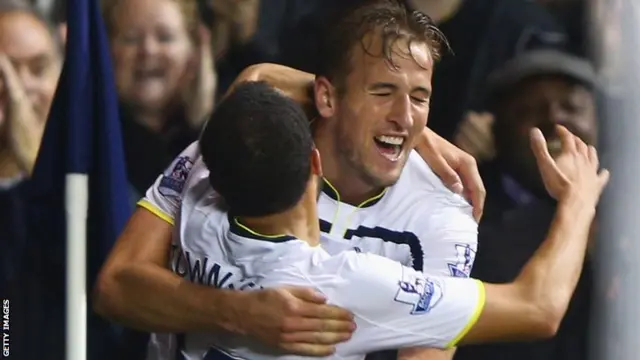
[
  {"left": 310, "top": 148, "right": 323, "bottom": 177},
  {"left": 58, "top": 23, "right": 67, "bottom": 44},
  {"left": 314, "top": 76, "right": 337, "bottom": 118}
]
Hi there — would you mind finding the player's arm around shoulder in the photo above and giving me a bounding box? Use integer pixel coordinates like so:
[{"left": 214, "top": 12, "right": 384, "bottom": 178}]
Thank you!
[
  {"left": 93, "top": 143, "right": 356, "bottom": 356},
  {"left": 93, "top": 205, "right": 179, "bottom": 326},
  {"left": 93, "top": 141, "right": 222, "bottom": 330}
]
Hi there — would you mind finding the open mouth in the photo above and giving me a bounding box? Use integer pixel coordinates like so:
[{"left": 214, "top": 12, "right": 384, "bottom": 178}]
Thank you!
[
  {"left": 547, "top": 137, "right": 562, "bottom": 157},
  {"left": 134, "top": 68, "right": 166, "bottom": 82},
  {"left": 374, "top": 135, "right": 405, "bottom": 161}
]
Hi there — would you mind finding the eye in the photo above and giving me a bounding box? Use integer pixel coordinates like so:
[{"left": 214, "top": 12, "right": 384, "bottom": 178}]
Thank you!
[
  {"left": 157, "top": 32, "right": 177, "bottom": 43},
  {"left": 119, "top": 32, "right": 142, "bottom": 45},
  {"left": 30, "top": 63, "right": 47, "bottom": 77},
  {"left": 411, "top": 96, "right": 429, "bottom": 104}
]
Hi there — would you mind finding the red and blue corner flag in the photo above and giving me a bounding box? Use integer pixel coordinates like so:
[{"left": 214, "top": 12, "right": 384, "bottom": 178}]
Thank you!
[{"left": 25, "top": 0, "right": 132, "bottom": 358}]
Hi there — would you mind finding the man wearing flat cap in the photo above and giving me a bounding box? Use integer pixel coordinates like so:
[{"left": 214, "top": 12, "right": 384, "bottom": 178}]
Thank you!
[{"left": 454, "top": 49, "right": 598, "bottom": 360}]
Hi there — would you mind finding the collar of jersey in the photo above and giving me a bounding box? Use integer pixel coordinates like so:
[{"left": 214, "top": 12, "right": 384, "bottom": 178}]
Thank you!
[
  {"left": 321, "top": 177, "right": 387, "bottom": 208},
  {"left": 228, "top": 213, "right": 297, "bottom": 243}
]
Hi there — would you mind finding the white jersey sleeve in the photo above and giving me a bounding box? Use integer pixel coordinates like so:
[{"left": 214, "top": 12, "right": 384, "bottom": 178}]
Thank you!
[
  {"left": 396, "top": 152, "right": 479, "bottom": 278},
  {"left": 413, "top": 194, "right": 478, "bottom": 278},
  {"left": 269, "top": 251, "right": 485, "bottom": 355},
  {"left": 137, "top": 142, "right": 200, "bottom": 225}
]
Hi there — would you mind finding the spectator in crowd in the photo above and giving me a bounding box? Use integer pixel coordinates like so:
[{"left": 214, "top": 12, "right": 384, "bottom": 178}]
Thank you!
[
  {"left": 415, "top": 0, "right": 569, "bottom": 141},
  {"left": 203, "top": 0, "right": 296, "bottom": 95},
  {"left": 0, "top": 0, "right": 63, "bottom": 279},
  {"left": 453, "top": 49, "right": 598, "bottom": 360},
  {"left": 101, "top": 0, "right": 216, "bottom": 199},
  {"left": 0, "top": 0, "right": 61, "bottom": 179},
  {"left": 0, "top": 1, "right": 63, "bottom": 358},
  {"left": 207, "top": 0, "right": 260, "bottom": 57}
]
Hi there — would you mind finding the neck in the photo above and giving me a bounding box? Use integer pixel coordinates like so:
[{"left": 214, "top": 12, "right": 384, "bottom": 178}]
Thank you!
[
  {"left": 0, "top": 148, "right": 23, "bottom": 179},
  {"left": 133, "top": 111, "right": 166, "bottom": 132},
  {"left": 314, "top": 126, "right": 384, "bottom": 206},
  {"left": 409, "top": 0, "right": 463, "bottom": 23},
  {"left": 238, "top": 194, "right": 320, "bottom": 246}
]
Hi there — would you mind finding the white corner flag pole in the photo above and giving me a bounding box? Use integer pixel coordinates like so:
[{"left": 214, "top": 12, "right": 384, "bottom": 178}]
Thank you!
[{"left": 65, "top": 174, "right": 89, "bottom": 360}]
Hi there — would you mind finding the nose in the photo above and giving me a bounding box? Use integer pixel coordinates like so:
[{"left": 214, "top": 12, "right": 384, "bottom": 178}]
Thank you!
[
  {"left": 16, "top": 66, "right": 39, "bottom": 98},
  {"left": 139, "top": 36, "right": 160, "bottom": 57},
  {"left": 546, "top": 101, "right": 571, "bottom": 125},
  {"left": 388, "top": 94, "right": 413, "bottom": 130}
]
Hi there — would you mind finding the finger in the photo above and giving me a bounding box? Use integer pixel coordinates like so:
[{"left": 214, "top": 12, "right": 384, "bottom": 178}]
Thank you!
[
  {"left": 199, "top": 25, "right": 213, "bottom": 54},
  {"left": 556, "top": 125, "right": 576, "bottom": 153},
  {"left": 432, "top": 152, "right": 464, "bottom": 195},
  {"left": 417, "top": 129, "right": 464, "bottom": 195},
  {"left": 530, "top": 127, "right": 557, "bottom": 170},
  {"left": 457, "top": 156, "right": 486, "bottom": 221},
  {"left": 0, "top": 55, "right": 25, "bottom": 102},
  {"left": 453, "top": 134, "right": 473, "bottom": 154},
  {"left": 281, "top": 331, "right": 353, "bottom": 345},
  {"left": 588, "top": 145, "right": 599, "bottom": 168},
  {"left": 283, "top": 318, "right": 356, "bottom": 333},
  {"left": 598, "top": 169, "right": 611, "bottom": 190},
  {"left": 197, "top": 26, "right": 215, "bottom": 79},
  {"left": 280, "top": 343, "right": 336, "bottom": 357},
  {"left": 574, "top": 135, "right": 588, "bottom": 157},
  {"left": 296, "top": 302, "right": 354, "bottom": 321},
  {"left": 285, "top": 287, "right": 328, "bottom": 304}
]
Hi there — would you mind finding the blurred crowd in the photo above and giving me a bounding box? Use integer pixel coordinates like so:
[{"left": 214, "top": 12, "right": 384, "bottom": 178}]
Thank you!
[{"left": 0, "top": 0, "right": 629, "bottom": 359}]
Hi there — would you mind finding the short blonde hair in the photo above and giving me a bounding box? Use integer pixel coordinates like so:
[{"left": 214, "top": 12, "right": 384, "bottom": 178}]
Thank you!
[{"left": 101, "top": 0, "right": 199, "bottom": 38}]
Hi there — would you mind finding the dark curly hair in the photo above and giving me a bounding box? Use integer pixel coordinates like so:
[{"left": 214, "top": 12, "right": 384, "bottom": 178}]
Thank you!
[{"left": 200, "top": 81, "right": 314, "bottom": 217}]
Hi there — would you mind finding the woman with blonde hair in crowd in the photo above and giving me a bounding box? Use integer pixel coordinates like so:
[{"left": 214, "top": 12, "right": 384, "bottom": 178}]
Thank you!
[{"left": 102, "top": 0, "right": 217, "bottom": 199}]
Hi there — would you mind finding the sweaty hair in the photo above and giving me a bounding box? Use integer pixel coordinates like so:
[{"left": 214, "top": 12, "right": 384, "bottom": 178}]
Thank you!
[
  {"left": 317, "top": 0, "right": 448, "bottom": 92},
  {"left": 200, "top": 81, "right": 314, "bottom": 217}
]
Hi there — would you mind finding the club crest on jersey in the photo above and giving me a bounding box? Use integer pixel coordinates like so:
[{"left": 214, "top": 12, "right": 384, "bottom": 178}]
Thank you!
[
  {"left": 394, "top": 277, "right": 443, "bottom": 315},
  {"left": 159, "top": 156, "right": 194, "bottom": 198},
  {"left": 448, "top": 244, "right": 476, "bottom": 278}
]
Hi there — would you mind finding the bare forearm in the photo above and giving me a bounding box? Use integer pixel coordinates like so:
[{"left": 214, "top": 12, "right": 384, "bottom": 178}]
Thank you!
[
  {"left": 516, "top": 195, "right": 596, "bottom": 320},
  {"left": 94, "top": 263, "right": 242, "bottom": 333},
  {"left": 230, "top": 64, "right": 316, "bottom": 117},
  {"left": 398, "top": 347, "right": 456, "bottom": 360}
]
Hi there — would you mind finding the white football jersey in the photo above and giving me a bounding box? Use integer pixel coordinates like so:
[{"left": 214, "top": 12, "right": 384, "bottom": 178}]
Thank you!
[
  {"left": 316, "top": 151, "right": 477, "bottom": 277},
  {"left": 169, "top": 217, "right": 485, "bottom": 360},
  {"left": 139, "top": 142, "right": 479, "bottom": 360}
]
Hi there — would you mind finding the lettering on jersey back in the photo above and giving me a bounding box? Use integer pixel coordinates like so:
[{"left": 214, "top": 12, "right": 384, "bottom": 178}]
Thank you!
[
  {"left": 394, "top": 276, "right": 443, "bottom": 315},
  {"left": 159, "top": 156, "right": 194, "bottom": 198},
  {"left": 447, "top": 244, "right": 476, "bottom": 278},
  {"left": 319, "top": 220, "right": 424, "bottom": 271},
  {"left": 170, "top": 245, "right": 257, "bottom": 290}
]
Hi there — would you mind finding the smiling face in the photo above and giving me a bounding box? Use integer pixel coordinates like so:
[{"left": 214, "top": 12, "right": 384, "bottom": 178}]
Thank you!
[
  {"left": 0, "top": 11, "right": 61, "bottom": 126},
  {"left": 108, "top": 0, "right": 194, "bottom": 112},
  {"left": 316, "top": 33, "right": 434, "bottom": 191},
  {"left": 494, "top": 75, "right": 597, "bottom": 193}
]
